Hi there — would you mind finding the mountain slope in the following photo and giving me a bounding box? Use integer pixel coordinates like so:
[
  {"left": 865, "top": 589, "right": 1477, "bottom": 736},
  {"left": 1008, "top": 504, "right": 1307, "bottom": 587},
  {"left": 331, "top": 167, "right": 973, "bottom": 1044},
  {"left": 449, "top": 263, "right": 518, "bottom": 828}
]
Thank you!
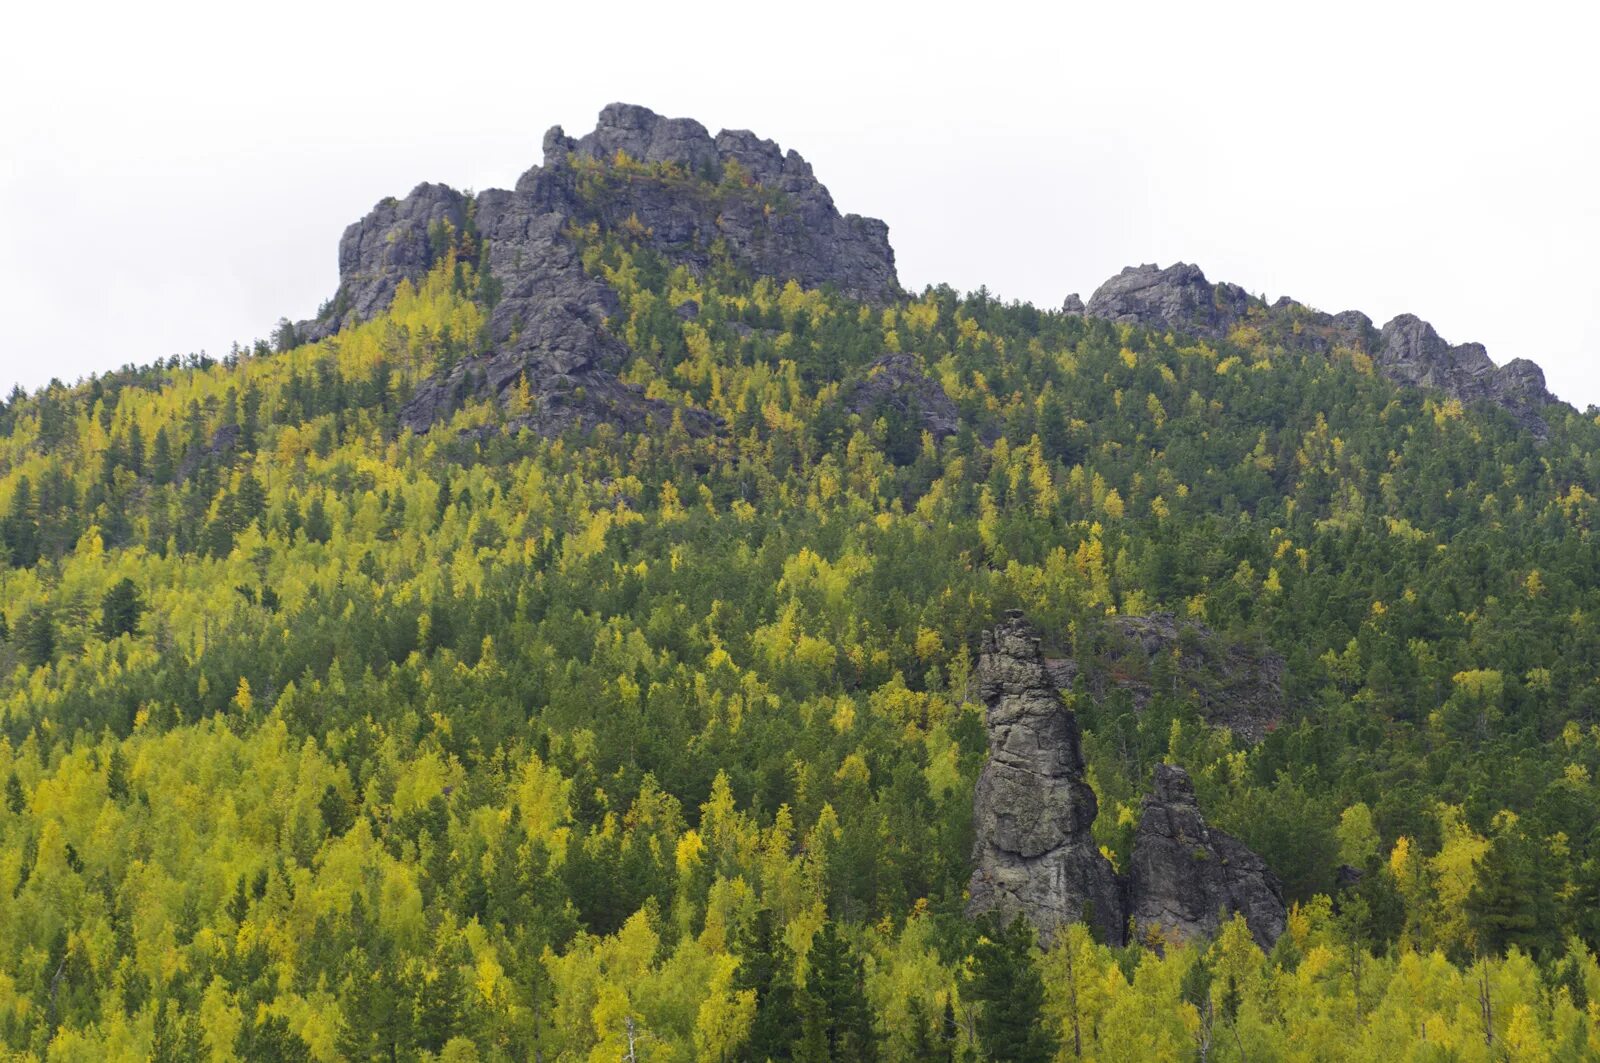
[{"left": 0, "top": 105, "right": 1598, "bottom": 1059}]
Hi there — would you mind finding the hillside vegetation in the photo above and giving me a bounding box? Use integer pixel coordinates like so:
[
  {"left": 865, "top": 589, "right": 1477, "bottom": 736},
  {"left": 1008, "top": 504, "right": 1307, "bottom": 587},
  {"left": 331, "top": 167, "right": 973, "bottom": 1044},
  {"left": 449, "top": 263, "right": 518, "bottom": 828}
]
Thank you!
[{"left": 4, "top": 155, "right": 1600, "bottom": 1060}]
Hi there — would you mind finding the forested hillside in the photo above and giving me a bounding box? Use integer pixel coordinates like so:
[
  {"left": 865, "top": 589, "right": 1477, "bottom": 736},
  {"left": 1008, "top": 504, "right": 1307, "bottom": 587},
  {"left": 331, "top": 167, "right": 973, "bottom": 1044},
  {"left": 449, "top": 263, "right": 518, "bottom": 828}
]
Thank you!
[{"left": 4, "top": 108, "right": 1600, "bottom": 1061}]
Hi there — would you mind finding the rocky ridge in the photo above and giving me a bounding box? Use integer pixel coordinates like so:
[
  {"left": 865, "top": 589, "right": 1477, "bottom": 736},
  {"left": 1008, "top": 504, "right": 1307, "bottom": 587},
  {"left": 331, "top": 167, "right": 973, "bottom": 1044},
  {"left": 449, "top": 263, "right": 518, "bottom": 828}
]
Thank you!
[
  {"left": 1083, "top": 263, "right": 1559, "bottom": 435},
  {"left": 968, "top": 612, "right": 1286, "bottom": 949},
  {"left": 302, "top": 103, "right": 899, "bottom": 437},
  {"left": 296, "top": 107, "right": 1559, "bottom": 443}
]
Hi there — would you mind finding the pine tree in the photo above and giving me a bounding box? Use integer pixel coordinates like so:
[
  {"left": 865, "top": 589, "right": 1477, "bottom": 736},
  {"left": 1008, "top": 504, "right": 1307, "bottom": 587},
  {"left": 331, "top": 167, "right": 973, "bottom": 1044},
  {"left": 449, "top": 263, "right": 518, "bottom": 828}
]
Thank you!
[
  {"left": 151, "top": 426, "right": 174, "bottom": 485},
  {"left": 303, "top": 495, "right": 332, "bottom": 544},
  {"left": 3, "top": 476, "right": 39, "bottom": 567},
  {"left": 127, "top": 421, "right": 145, "bottom": 477},
  {"left": 236, "top": 472, "right": 268, "bottom": 531},
  {"left": 795, "top": 922, "right": 878, "bottom": 1062},
  {"left": 236, "top": 1013, "right": 312, "bottom": 1062},
  {"left": 968, "top": 915, "right": 1055, "bottom": 1063},
  {"left": 106, "top": 747, "right": 129, "bottom": 802},
  {"left": 735, "top": 907, "right": 803, "bottom": 1060},
  {"left": 151, "top": 996, "right": 205, "bottom": 1062},
  {"left": 1468, "top": 826, "right": 1558, "bottom": 958},
  {"left": 99, "top": 578, "right": 144, "bottom": 639},
  {"left": 18, "top": 607, "right": 53, "bottom": 669}
]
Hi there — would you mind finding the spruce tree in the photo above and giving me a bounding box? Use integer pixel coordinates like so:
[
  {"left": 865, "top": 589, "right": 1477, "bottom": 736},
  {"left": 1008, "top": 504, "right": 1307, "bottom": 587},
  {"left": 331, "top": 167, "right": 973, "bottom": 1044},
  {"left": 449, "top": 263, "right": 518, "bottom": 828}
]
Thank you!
[
  {"left": 968, "top": 915, "right": 1055, "bottom": 1063},
  {"left": 796, "top": 921, "right": 878, "bottom": 1062},
  {"left": 99, "top": 578, "right": 144, "bottom": 639}
]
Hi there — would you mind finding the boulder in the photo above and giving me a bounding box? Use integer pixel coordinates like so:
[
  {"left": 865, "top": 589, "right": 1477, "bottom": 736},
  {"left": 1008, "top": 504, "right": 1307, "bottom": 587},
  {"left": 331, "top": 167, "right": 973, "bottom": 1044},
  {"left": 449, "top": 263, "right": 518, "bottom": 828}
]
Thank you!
[
  {"left": 1085, "top": 262, "right": 1251, "bottom": 339},
  {"left": 842, "top": 353, "right": 960, "bottom": 440}
]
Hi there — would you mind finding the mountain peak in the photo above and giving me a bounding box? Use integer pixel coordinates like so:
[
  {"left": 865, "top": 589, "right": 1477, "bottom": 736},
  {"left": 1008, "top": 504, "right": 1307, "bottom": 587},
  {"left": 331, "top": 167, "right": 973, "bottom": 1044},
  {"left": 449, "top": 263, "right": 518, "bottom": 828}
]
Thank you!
[{"left": 301, "top": 104, "right": 898, "bottom": 436}]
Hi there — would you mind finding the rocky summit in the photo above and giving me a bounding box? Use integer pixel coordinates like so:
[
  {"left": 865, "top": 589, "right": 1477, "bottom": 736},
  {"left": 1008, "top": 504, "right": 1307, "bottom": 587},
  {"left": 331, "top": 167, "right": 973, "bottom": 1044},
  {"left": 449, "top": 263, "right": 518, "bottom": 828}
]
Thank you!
[
  {"left": 300, "top": 103, "right": 899, "bottom": 437},
  {"left": 969, "top": 613, "right": 1286, "bottom": 949},
  {"left": 1085, "top": 262, "right": 1558, "bottom": 435}
]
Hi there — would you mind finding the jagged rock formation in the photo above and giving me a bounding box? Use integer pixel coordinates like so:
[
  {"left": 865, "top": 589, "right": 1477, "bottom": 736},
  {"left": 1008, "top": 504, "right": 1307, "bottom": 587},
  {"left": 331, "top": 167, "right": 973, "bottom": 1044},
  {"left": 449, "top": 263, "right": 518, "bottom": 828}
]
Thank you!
[
  {"left": 302, "top": 103, "right": 899, "bottom": 436},
  {"left": 1086, "top": 263, "right": 1252, "bottom": 338},
  {"left": 970, "top": 613, "right": 1286, "bottom": 950},
  {"left": 1044, "top": 612, "right": 1285, "bottom": 744},
  {"left": 1374, "top": 314, "right": 1554, "bottom": 429},
  {"left": 1081, "top": 262, "right": 1558, "bottom": 434},
  {"left": 841, "top": 353, "right": 960, "bottom": 439},
  {"left": 1127, "top": 764, "right": 1286, "bottom": 950},
  {"left": 308, "top": 183, "right": 467, "bottom": 338},
  {"left": 967, "top": 611, "right": 1125, "bottom": 944}
]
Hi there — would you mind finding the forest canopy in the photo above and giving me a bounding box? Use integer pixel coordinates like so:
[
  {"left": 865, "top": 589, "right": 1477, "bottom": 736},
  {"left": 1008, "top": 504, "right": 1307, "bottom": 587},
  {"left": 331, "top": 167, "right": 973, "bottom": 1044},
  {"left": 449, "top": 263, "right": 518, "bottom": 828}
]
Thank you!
[{"left": 2, "top": 217, "right": 1600, "bottom": 1060}]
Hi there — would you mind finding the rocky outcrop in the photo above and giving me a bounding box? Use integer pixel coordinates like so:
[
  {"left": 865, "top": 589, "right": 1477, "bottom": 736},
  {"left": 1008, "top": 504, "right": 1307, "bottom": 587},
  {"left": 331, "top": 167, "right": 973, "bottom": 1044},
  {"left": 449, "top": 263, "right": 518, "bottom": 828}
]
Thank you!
[
  {"left": 970, "top": 613, "right": 1286, "bottom": 950},
  {"left": 302, "top": 103, "right": 899, "bottom": 437},
  {"left": 1375, "top": 314, "right": 1554, "bottom": 430},
  {"left": 1044, "top": 613, "right": 1285, "bottom": 744},
  {"left": 1081, "top": 262, "right": 1559, "bottom": 434},
  {"left": 968, "top": 611, "right": 1125, "bottom": 944},
  {"left": 1127, "top": 764, "right": 1286, "bottom": 950},
  {"left": 841, "top": 353, "right": 960, "bottom": 440},
  {"left": 1086, "top": 263, "right": 1253, "bottom": 338},
  {"left": 539, "top": 105, "right": 899, "bottom": 304},
  {"left": 306, "top": 183, "right": 467, "bottom": 342}
]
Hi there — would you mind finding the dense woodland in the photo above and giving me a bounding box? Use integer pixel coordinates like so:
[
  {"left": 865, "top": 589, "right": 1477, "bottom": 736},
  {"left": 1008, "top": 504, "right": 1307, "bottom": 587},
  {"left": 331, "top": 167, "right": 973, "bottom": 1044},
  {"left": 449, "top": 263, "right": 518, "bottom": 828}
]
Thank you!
[{"left": 5, "top": 193, "right": 1600, "bottom": 1059}]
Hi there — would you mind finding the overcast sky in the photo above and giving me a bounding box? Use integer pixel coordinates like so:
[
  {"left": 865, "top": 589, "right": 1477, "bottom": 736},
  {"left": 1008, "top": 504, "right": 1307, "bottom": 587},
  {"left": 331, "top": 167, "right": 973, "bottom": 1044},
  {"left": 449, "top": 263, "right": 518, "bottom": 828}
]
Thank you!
[{"left": 3, "top": 1, "right": 1596, "bottom": 405}]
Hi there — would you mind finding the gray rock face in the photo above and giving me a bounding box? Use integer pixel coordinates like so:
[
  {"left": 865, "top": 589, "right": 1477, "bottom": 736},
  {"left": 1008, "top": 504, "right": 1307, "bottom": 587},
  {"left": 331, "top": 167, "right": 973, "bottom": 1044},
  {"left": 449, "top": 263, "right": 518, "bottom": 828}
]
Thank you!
[
  {"left": 1375, "top": 314, "right": 1553, "bottom": 431},
  {"left": 969, "top": 613, "right": 1287, "bottom": 950},
  {"left": 1127, "top": 764, "right": 1286, "bottom": 950},
  {"left": 302, "top": 103, "right": 899, "bottom": 436},
  {"left": 306, "top": 183, "right": 468, "bottom": 342},
  {"left": 968, "top": 611, "right": 1125, "bottom": 945},
  {"left": 1061, "top": 293, "right": 1086, "bottom": 316},
  {"left": 1082, "top": 261, "right": 1558, "bottom": 435},
  {"left": 842, "top": 353, "right": 960, "bottom": 440},
  {"left": 1086, "top": 263, "right": 1252, "bottom": 339},
  {"left": 1044, "top": 612, "right": 1285, "bottom": 744}
]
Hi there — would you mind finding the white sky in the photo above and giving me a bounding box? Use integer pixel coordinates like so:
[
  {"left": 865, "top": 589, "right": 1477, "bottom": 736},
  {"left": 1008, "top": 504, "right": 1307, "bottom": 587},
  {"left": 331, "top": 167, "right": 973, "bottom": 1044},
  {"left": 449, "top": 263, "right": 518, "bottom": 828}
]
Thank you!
[{"left": 2, "top": 1, "right": 1597, "bottom": 405}]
